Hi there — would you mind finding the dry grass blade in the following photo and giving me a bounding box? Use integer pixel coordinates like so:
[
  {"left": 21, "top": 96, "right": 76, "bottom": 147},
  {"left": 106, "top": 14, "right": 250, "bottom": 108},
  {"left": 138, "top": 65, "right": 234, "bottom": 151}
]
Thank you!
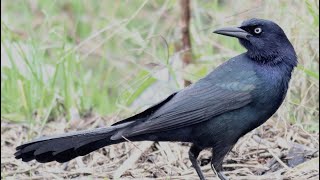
[{"left": 113, "top": 141, "right": 154, "bottom": 178}]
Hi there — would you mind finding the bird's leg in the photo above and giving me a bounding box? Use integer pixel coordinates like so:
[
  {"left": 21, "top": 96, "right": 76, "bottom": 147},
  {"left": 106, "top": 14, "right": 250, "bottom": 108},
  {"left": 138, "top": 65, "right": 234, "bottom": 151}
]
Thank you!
[
  {"left": 189, "top": 145, "right": 205, "bottom": 180},
  {"left": 211, "top": 146, "right": 232, "bottom": 180},
  {"left": 210, "top": 159, "right": 228, "bottom": 180}
]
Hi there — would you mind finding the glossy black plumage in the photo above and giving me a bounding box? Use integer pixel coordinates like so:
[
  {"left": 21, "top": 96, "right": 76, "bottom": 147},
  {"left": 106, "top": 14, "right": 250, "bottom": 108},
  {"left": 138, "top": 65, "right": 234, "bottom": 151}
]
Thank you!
[{"left": 15, "top": 18, "right": 297, "bottom": 180}]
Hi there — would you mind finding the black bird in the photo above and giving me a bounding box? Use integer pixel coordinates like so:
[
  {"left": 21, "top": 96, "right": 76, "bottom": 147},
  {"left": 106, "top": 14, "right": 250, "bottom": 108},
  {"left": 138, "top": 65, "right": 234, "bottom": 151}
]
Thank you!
[{"left": 15, "top": 18, "right": 297, "bottom": 180}]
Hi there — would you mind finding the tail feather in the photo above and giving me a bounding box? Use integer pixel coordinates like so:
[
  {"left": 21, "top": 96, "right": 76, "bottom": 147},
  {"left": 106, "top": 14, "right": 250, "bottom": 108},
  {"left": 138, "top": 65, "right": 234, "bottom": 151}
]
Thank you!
[
  {"left": 15, "top": 123, "right": 133, "bottom": 163},
  {"left": 35, "top": 151, "right": 55, "bottom": 163}
]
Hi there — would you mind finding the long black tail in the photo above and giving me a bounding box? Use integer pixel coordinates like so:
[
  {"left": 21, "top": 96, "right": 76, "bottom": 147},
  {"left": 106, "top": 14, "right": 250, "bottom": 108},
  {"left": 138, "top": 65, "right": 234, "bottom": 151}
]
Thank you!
[{"left": 15, "top": 122, "right": 132, "bottom": 163}]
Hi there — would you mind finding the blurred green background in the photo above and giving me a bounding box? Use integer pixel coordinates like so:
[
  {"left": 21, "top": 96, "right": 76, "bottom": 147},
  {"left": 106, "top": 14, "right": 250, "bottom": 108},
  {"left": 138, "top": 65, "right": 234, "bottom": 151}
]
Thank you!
[{"left": 1, "top": 0, "right": 319, "bottom": 132}]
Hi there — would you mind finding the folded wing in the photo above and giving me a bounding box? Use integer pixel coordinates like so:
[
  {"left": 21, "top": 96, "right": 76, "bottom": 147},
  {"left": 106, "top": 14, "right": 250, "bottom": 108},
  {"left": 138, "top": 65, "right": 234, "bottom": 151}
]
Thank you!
[{"left": 112, "top": 76, "right": 255, "bottom": 140}]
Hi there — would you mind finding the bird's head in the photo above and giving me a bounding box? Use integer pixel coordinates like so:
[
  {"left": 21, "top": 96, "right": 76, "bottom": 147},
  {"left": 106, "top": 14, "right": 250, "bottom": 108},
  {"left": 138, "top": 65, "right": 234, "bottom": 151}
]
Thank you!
[{"left": 214, "top": 18, "right": 297, "bottom": 67}]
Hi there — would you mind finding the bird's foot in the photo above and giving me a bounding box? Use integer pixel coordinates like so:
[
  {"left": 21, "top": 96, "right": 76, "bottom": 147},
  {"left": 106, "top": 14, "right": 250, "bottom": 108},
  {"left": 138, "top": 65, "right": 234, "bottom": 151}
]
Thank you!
[{"left": 217, "top": 172, "right": 229, "bottom": 180}]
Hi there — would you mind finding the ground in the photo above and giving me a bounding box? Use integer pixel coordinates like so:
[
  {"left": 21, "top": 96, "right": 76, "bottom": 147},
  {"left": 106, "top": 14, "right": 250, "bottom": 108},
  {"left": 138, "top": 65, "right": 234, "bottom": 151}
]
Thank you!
[{"left": 1, "top": 116, "right": 318, "bottom": 180}]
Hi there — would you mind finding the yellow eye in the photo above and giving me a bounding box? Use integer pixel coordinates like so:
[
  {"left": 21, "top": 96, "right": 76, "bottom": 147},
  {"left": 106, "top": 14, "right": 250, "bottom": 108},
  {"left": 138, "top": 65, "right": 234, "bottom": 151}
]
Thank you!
[{"left": 254, "top": 27, "right": 262, "bottom": 34}]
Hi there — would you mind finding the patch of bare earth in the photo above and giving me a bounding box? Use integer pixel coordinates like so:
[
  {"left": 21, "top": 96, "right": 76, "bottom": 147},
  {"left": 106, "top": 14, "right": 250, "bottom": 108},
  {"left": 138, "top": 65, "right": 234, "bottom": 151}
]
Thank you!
[{"left": 1, "top": 116, "right": 319, "bottom": 180}]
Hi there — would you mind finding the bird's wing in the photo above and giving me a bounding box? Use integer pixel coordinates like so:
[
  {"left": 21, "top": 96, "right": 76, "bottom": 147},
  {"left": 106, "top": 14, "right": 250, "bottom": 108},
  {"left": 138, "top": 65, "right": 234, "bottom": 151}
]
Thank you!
[
  {"left": 112, "top": 71, "right": 256, "bottom": 139},
  {"left": 111, "top": 92, "right": 178, "bottom": 126}
]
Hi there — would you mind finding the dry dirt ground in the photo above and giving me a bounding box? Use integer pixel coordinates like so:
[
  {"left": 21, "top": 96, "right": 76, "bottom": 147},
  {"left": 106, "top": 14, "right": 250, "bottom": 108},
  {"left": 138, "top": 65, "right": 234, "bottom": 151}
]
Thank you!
[{"left": 1, "top": 115, "right": 319, "bottom": 180}]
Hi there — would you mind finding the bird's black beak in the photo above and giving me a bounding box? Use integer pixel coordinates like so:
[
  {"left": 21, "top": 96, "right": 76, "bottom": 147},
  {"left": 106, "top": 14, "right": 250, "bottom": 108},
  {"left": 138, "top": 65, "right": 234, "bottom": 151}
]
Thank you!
[{"left": 213, "top": 27, "right": 251, "bottom": 40}]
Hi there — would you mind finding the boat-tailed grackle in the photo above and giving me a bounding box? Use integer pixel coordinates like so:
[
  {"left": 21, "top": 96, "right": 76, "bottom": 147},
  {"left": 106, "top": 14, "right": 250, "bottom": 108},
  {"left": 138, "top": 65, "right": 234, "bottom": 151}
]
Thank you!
[{"left": 15, "top": 19, "right": 297, "bottom": 180}]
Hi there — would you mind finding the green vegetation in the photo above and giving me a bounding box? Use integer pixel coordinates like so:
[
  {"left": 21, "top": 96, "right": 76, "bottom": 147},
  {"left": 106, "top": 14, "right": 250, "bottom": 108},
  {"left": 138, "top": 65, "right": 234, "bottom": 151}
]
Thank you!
[{"left": 1, "top": 0, "right": 319, "bottom": 132}]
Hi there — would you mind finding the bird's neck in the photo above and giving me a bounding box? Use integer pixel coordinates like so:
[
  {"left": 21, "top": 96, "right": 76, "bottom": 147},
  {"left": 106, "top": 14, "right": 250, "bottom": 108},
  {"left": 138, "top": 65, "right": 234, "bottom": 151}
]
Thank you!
[{"left": 247, "top": 48, "right": 297, "bottom": 74}]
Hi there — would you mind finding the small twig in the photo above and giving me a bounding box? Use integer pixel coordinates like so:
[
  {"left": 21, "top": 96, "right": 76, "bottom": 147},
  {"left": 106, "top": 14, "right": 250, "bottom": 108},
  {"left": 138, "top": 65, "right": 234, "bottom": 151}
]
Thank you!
[
  {"left": 113, "top": 136, "right": 160, "bottom": 178},
  {"left": 268, "top": 150, "right": 291, "bottom": 171},
  {"left": 252, "top": 134, "right": 291, "bottom": 171},
  {"left": 224, "top": 163, "right": 269, "bottom": 170}
]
